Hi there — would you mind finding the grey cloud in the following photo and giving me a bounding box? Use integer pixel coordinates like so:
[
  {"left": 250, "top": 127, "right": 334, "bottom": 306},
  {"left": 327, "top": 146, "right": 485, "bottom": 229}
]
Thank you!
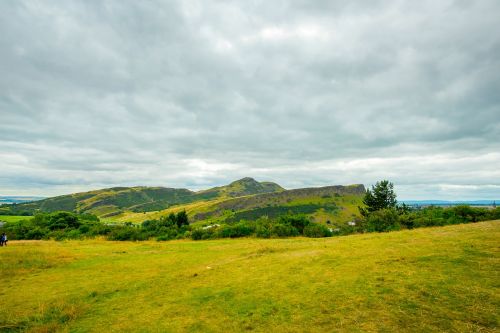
[{"left": 0, "top": 0, "right": 499, "bottom": 199}]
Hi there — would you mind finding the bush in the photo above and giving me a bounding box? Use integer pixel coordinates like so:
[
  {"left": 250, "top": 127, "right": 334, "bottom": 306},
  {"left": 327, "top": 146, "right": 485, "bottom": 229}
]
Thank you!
[
  {"left": 255, "top": 217, "right": 273, "bottom": 238},
  {"left": 398, "top": 213, "right": 415, "bottom": 229},
  {"left": 364, "top": 208, "right": 401, "bottom": 232},
  {"left": 270, "top": 223, "right": 299, "bottom": 237},
  {"left": 303, "top": 224, "right": 332, "bottom": 238},
  {"left": 78, "top": 224, "right": 91, "bottom": 233},
  {"left": 191, "top": 228, "right": 214, "bottom": 240},
  {"left": 487, "top": 207, "right": 500, "bottom": 220},
  {"left": 107, "top": 226, "right": 147, "bottom": 241},
  {"left": 47, "top": 211, "right": 81, "bottom": 230},
  {"left": 278, "top": 215, "right": 310, "bottom": 234},
  {"left": 217, "top": 223, "right": 254, "bottom": 238},
  {"left": 87, "top": 224, "right": 112, "bottom": 236},
  {"left": 65, "top": 229, "right": 82, "bottom": 239},
  {"left": 25, "top": 226, "right": 48, "bottom": 240},
  {"left": 157, "top": 234, "right": 172, "bottom": 241}
]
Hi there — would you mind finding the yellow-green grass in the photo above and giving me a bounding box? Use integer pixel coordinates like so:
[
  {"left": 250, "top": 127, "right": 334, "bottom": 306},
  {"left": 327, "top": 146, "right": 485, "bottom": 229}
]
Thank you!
[
  {"left": 114, "top": 198, "right": 227, "bottom": 223},
  {"left": 1, "top": 221, "right": 499, "bottom": 332},
  {"left": 0, "top": 215, "right": 32, "bottom": 223},
  {"left": 115, "top": 194, "right": 363, "bottom": 225}
]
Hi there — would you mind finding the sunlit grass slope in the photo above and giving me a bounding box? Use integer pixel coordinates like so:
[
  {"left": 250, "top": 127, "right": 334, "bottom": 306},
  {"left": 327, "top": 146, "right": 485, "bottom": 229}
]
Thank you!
[
  {"left": 1, "top": 221, "right": 498, "bottom": 332},
  {"left": 0, "top": 215, "right": 32, "bottom": 223},
  {"left": 117, "top": 190, "right": 364, "bottom": 226}
]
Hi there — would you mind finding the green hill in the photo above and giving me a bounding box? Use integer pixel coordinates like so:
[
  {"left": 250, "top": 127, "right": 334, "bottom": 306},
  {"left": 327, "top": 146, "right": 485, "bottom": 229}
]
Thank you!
[
  {"left": 117, "top": 184, "right": 366, "bottom": 226},
  {"left": 5, "top": 179, "right": 365, "bottom": 225},
  {"left": 7, "top": 186, "right": 196, "bottom": 217},
  {"left": 4, "top": 178, "right": 284, "bottom": 218},
  {"left": 196, "top": 177, "right": 284, "bottom": 198}
]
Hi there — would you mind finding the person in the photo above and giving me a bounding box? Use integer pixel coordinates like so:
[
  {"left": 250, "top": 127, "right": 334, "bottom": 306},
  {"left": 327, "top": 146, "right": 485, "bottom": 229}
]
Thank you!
[{"left": 0, "top": 233, "right": 6, "bottom": 246}]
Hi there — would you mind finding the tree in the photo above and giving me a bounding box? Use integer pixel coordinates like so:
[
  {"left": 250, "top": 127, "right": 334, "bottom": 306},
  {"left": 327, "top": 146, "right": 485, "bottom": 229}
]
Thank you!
[
  {"left": 359, "top": 180, "right": 397, "bottom": 217},
  {"left": 176, "top": 211, "right": 189, "bottom": 228},
  {"left": 46, "top": 211, "right": 81, "bottom": 230},
  {"left": 278, "top": 215, "right": 310, "bottom": 234}
]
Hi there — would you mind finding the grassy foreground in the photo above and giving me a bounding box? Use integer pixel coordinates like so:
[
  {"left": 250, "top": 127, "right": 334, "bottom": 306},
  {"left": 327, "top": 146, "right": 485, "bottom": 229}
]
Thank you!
[{"left": 1, "top": 222, "right": 498, "bottom": 332}]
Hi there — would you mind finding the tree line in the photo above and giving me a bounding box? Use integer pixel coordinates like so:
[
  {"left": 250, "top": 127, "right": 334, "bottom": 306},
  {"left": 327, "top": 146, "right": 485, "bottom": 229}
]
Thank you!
[{"left": 357, "top": 180, "right": 500, "bottom": 232}]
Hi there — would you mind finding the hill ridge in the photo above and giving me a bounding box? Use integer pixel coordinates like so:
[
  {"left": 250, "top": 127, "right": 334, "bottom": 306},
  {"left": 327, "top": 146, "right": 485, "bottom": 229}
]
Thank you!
[
  {"left": 3, "top": 178, "right": 284, "bottom": 216},
  {"left": 2, "top": 180, "right": 366, "bottom": 226}
]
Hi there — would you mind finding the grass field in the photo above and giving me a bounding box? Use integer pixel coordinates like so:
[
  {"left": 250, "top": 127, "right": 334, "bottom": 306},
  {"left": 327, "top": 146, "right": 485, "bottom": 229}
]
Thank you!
[
  {"left": 0, "top": 215, "right": 32, "bottom": 223},
  {"left": 1, "top": 221, "right": 498, "bottom": 332}
]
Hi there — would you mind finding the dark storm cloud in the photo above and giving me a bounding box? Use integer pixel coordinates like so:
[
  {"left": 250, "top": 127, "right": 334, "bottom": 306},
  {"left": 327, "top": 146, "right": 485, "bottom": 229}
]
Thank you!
[{"left": 0, "top": 0, "right": 499, "bottom": 199}]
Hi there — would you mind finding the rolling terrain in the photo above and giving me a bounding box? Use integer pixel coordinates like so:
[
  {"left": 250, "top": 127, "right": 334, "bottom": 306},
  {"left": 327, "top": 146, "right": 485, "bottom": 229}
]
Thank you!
[
  {"left": 117, "top": 184, "right": 365, "bottom": 227},
  {"left": 6, "top": 178, "right": 365, "bottom": 226},
  {"left": 6, "top": 178, "right": 283, "bottom": 218},
  {"left": 1, "top": 221, "right": 498, "bottom": 332}
]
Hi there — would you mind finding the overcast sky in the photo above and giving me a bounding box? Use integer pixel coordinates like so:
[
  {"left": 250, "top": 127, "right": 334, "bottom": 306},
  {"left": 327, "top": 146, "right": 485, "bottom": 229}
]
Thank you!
[{"left": 1, "top": 0, "right": 499, "bottom": 200}]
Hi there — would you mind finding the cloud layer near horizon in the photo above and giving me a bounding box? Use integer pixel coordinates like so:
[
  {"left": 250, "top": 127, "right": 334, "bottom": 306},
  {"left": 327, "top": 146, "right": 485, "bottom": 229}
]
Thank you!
[{"left": 1, "top": 0, "right": 499, "bottom": 199}]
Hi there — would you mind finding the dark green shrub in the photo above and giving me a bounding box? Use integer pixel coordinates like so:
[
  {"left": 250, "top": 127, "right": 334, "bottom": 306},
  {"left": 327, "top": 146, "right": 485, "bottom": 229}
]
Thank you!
[
  {"left": 156, "top": 234, "right": 171, "bottom": 241},
  {"left": 107, "top": 226, "right": 147, "bottom": 241},
  {"left": 217, "top": 223, "right": 254, "bottom": 238},
  {"left": 270, "top": 224, "right": 299, "bottom": 237},
  {"left": 156, "top": 227, "right": 180, "bottom": 241},
  {"left": 255, "top": 225, "right": 271, "bottom": 238},
  {"left": 398, "top": 213, "right": 415, "bottom": 229},
  {"left": 255, "top": 218, "right": 272, "bottom": 238},
  {"left": 78, "top": 224, "right": 91, "bottom": 233},
  {"left": 65, "top": 229, "right": 82, "bottom": 239},
  {"left": 191, "top": 228, "right": 206, "bottom": 240},
  {"left": 303, "top": 223, "right": 333, "bottom": 238},
  {"left": 88, "top": 224, "right": 112, "bottom": 236},
  {"left": 176, "top": 211, "right": 189, "bottom": 227},
  {"left": 453, "top": 205, "right": 476, "bottom": 222},
  {"left": 487, "top": 207, "right": 500, "bottom": 220},
  {"left": 47, "top": 211, "right": 81, "bottom": 230},
  {"left": 191, "top": 227, "right": 218, "bottom": 240},
  {"left": 364, "top": 208, "right": 401, "bottom": 232},
  {"left": 25, "top": 226, "right": 48, "bottom": 240},
  {"left": 278, "top": 215, "right": 310, "bottom": 234}
]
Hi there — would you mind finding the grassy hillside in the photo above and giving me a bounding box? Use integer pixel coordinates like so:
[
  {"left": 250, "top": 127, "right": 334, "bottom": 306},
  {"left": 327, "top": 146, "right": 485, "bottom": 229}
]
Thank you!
[
  {"left": 116, "top": 184, "right": 365, "bottom": 226},
  {"left": 0, "top": 221, "right": 498, "bottom": 332},
  {"left": 196, "top": 177, "right": 284, "bottom": 198},
  {"left": 4, "top": 180, "right": 365, "bottom": 226},
  {"left": 6, "top": 187, "right": 196, "bottom": 217},
  {"left": 6, "top": 178, "right": 284, "bottom": 219}
]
